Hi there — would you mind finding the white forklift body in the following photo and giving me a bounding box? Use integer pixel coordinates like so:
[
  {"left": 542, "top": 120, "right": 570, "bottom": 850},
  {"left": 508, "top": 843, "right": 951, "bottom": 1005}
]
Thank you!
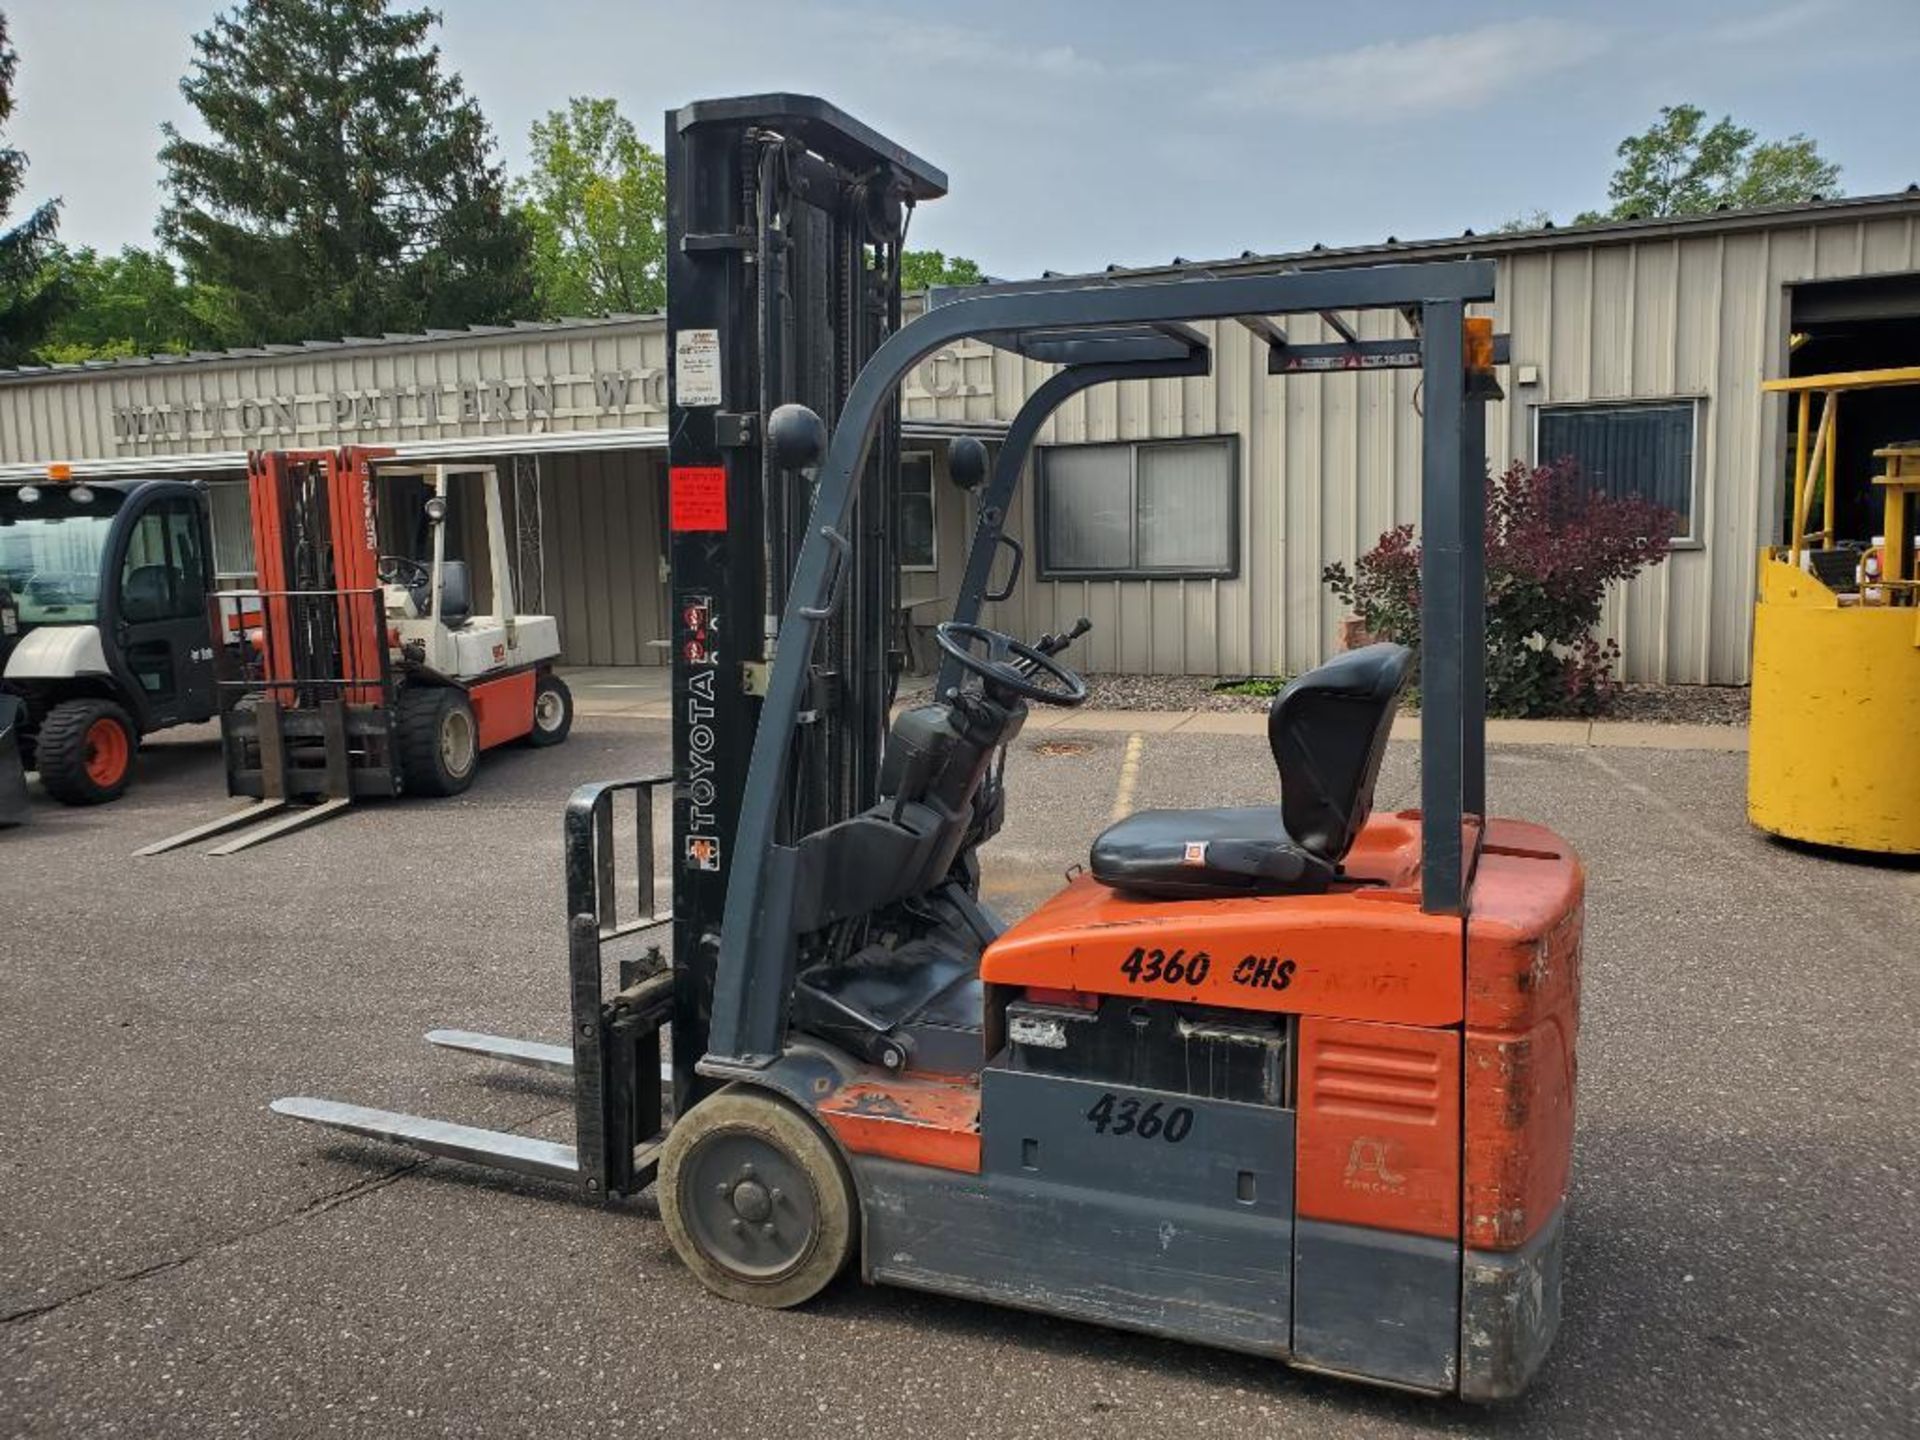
[{"left": 379, "top": 462, "right": 561, "bottom": 681}]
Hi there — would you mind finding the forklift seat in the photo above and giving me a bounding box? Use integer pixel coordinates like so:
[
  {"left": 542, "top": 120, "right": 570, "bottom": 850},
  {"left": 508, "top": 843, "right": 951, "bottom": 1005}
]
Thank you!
[
  {"left": 411, "top": 560, "right": 474, "bottom": 627},
  {"left": 1090, "top": 643, "right": 1413, "bottom": 899}
]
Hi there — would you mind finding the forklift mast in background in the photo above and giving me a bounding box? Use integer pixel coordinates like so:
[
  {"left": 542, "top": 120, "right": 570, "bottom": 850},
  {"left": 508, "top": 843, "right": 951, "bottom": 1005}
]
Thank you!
[
  {"left": 246, "top": 447, "right": 389, "bottom": 712},
  {"left": 663, "top": 96, "right": 949, "bottom": 1106}
]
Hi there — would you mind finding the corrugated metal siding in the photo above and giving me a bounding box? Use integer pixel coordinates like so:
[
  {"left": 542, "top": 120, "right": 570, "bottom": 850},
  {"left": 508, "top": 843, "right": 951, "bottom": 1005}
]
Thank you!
[
  {"left": 957, "top": 211, "right": 1920, "bottom": 683},
  {"left": 539, "top": 450, "right": 668, "bottom": 666},
  {"left": 8, "top": 206, "right": 1919, "bottom": 684}
]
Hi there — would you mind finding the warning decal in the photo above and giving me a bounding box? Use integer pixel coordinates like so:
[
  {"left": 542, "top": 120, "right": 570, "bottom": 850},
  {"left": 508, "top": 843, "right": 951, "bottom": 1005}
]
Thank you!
[
  {"left": 670, "top": 466, "right": 728, "bottom": 531},
  {"left": 675, "top": 327, "right": 722, "bottom": 407}
]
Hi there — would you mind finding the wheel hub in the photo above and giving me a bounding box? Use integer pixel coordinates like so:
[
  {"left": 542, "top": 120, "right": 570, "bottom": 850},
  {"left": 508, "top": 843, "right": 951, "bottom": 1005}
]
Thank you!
[
  {"left": 440, "top": 706, "right": 475, "bottom": 775},
  {"left": 681, "top": 1133, "right": 817, "bottom": 1280},
  {"left": 728, "top": 1178, "right": 773, "bottom": 1223},
  {"left": 83, "top": 717, "right": 129, "bottom": 787}
]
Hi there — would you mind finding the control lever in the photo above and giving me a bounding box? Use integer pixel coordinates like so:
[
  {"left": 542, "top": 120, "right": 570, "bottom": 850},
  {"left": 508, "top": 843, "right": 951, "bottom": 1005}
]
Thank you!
[
  {"left": 1013, "top": 617, "right": 1092, "bottom": 675},
  {"left": 1035, "top": 617, "right": 1092, "bottom": 657}
]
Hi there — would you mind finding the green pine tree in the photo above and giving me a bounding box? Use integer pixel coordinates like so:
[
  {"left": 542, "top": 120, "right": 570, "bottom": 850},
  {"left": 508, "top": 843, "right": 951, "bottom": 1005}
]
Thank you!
[
  {"left": 0, "top": 12, "right": 67, "bottom": 366},
  {"left": 159, "top": 0, "right": 535, "bottom": 345}
]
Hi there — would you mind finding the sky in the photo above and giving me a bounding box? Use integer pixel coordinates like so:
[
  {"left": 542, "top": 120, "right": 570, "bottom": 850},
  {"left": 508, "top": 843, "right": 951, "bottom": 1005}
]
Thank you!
[{"left": 10, "top": 0, "right": 1920, "bottom": 281}]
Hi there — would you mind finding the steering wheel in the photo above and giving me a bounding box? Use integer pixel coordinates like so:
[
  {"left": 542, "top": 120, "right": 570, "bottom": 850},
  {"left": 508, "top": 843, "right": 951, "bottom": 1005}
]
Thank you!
[
  {"left": 935, "top": 622, "right": 1089, "bottom": 708},
  {"left": 377, "top": 555, "right": 429, "bottom": 587}
]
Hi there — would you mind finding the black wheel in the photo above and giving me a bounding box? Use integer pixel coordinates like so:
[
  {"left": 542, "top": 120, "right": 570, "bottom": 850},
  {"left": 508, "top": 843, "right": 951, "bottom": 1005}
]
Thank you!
[
  {"left": 395, "top": 686, "right": 477, "bottom": 797},
  {"left": 35, "top": 698, "right": 138, "bottom": 805},
  {"left": 659, "top": 1086, "right": 856, "bottom": 1309},
  {"left": 525, "top": 673, "right": 572, "bottom": 747}
]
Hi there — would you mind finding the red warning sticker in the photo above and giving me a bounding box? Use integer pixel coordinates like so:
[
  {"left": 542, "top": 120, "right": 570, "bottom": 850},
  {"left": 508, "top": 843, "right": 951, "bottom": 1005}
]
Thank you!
[{"left": 670, "top": 466, "right": 728, "bottom": 531}]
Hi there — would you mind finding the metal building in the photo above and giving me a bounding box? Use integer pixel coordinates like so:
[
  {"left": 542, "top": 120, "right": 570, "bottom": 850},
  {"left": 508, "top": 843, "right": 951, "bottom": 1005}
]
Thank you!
[{"left": 5, "top": 191, "right": 1918, "bottom": 683}]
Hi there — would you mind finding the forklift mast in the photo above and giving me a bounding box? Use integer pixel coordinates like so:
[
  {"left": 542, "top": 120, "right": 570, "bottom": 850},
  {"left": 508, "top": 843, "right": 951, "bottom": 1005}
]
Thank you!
[
  {"left": 664, "top": 95, "right": 949, "bottom": 1103},
  {"left": 246, "top": 447, "right": 391, "bottom": 709}
]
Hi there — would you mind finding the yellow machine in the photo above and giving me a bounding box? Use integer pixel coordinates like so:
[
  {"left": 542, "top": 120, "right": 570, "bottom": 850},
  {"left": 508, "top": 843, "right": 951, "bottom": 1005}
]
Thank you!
[{"left": 1749, "top": 366, "right": 1920, "bottom": 854}]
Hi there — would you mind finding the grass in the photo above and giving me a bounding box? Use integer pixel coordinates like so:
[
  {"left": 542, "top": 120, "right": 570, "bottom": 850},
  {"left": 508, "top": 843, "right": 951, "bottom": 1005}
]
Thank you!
[
  {"left": 1213, "top": 675, "right": 1425, "bottom": 713},
  {"left": 1213, "top": 676, "right": 1289, "bottom": 698}
]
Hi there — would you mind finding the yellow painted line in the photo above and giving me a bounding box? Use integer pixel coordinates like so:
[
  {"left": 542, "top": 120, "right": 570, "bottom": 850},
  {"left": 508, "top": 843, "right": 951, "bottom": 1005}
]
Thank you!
[{"left": 1111, "top": 732, "right": 1145, "bottom": 823}]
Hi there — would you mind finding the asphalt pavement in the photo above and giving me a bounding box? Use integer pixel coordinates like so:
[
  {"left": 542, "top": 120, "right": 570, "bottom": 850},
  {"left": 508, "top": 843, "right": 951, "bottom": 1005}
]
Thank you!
[{"left": 1, "top": 716, "right": 1915, "bottom": 1438}]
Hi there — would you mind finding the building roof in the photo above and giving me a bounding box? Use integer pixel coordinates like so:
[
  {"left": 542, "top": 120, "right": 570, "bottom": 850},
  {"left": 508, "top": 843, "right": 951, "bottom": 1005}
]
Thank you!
[
  {"left": 7, "top": 188, "right": 1917, "bottom": 384},
  {"left": 1012, "top": 187, "right": 1920, "bottom": 289},
  {"left": 0, "top": 310, "right": 663, "bottom": 384}
]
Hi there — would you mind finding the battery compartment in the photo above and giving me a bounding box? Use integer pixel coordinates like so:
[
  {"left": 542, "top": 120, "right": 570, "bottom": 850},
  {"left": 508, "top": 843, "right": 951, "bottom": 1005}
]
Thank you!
[{"left": 999, "top": 994, "right": 1294, "bottom": 1108}]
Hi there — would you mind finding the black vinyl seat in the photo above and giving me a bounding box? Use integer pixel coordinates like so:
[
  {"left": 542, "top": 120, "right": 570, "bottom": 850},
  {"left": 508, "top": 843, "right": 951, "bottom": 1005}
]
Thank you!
[{"left": 1090, "top": 642, "right": 1413, "bottom": 900}]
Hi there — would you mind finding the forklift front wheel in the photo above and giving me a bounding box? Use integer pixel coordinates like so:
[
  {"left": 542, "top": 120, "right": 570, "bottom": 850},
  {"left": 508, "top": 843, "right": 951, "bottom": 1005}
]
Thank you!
[
  {"left": 35, "top": 698, "right": 138, "bottom": 805},
  {"left": 525, "top": 673, "right": 573, "bottom": 747},
  {"left": 659, "top": 1086, "right": 856, "bottom": 1309},
  {"left": 396, "top": 687, "right": 478, "bottom": 797}
]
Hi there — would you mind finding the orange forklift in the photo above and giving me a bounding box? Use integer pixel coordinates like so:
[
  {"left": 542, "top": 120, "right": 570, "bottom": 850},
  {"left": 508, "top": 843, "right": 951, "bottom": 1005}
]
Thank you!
[
  {"left": 139, "top": 446, "right": 571, "bottom": 854},
  {"left": 276, "top": 96, "right": 1581, "bottom": 1400}
]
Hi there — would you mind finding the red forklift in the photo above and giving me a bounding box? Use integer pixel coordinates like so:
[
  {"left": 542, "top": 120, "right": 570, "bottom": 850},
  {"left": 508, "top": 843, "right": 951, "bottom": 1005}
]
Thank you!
[
  {"left": 139, "top": 447, "right": 571, "bottom": 854},
  {"left": 276, "top": 95, "right": 1581, "bottom": 1400}
]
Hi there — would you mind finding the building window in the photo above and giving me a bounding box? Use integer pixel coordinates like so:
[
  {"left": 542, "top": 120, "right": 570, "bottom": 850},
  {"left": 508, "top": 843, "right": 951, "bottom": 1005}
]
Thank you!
[
  {"left": 1536, "top": 401, "right": 1698, "bottom": 539},
  {"left": 1038, "top": 437, "right": 1237, "bottom": 578},
  {"left": 207, "top": 481, "right": 256, "bottom": 578},
  {"left": 900, "top": 452, "right": 936, "bottom": 571}
]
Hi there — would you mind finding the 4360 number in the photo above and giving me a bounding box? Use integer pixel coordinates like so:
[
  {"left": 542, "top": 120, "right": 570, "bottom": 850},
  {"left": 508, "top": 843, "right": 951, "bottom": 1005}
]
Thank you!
[
  {"left": 1086, "top": 1093, "right": 1194, "bottom": 1143},
  {"left": 1119, "top": 946, "right": 1210, "bottom": 986}
]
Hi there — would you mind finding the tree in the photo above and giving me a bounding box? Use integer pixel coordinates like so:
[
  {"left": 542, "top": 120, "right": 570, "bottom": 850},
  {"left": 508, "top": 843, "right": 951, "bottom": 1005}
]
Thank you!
[
  {"left": 35, "top": 245, "right": 227, "bottom": 362},
  {"left": 1576, "top": 103, "right": 1840, "bottom": 224},
  {"left": 900, "top": 249, "right": 983, "bottom": 291},
  {"left": 514, "top": 97, "right": 664, "bottom": 317},
  {"left": 0, "top": 12, "right": 65, "bottom": 366},
  {"left": 159, "top": 0, "right": 534, "bottom": 346},
  {"left": 1491, "top": 208, "right": 1553, "bottom": 234}
]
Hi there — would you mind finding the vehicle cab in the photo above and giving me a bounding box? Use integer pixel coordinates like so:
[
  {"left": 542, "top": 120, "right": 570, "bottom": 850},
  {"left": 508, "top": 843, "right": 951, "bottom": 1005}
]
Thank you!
[{"left": 1, "top": 468, "right": 218, "bottom": 803}]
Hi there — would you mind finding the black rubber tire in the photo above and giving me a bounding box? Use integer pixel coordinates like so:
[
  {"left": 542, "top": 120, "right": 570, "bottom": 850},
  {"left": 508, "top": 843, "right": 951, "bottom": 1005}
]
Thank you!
[
  {"left": 659, "top": 1086, "right": 857, "bottom": 1309},
  {"left": 395, "top": 686, "right": 477, "bottom": 797},
  {"left": 35, "top": 697, "right": 138, "bottom": 805},
  {"left": 525, "top": 673, "right": 573, "bottom": 747}
]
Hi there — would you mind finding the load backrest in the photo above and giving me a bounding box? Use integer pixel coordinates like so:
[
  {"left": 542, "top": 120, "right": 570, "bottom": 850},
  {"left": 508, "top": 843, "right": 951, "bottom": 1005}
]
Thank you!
[{"left": 1268, "top": 642, "right": 1414, "bottom": 863}]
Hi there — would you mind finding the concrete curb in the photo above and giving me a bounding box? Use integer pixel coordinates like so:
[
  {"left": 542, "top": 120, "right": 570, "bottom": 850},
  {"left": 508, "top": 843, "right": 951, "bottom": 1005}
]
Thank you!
[
  {"left": 563, "top": 673, "right": 1750, "bottom": 753},
  {"left": 1033, "top": 709, "right": 1749, "bottom": 752}
]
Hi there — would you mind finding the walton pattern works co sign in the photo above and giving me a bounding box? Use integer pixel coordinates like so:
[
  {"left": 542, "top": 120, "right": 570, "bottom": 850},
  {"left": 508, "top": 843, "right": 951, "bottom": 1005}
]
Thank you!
[
  {"left": 108, "top": 367, "right": 666, "bottom": 451},
  {"left": 98, "top": 336, "right": 993, "bottom": 456}
]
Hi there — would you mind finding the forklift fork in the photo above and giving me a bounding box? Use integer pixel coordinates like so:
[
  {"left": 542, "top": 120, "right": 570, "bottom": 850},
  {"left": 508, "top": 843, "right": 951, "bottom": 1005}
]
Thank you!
[
  {"left": 274, "top": 776, "right": 677, "bottom": 1198},
  {"left": 135, "top": 586, "right": 384, "bottom": 857}
]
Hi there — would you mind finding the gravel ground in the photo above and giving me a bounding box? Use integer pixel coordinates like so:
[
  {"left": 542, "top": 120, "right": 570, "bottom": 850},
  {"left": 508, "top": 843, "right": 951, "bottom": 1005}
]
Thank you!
[
  {"left": 1082, "top": 673, "right": 1752, "bottom": 724},
  {"left": 1084, "top": 673, "right": 1277, "bottom": 712},
  {"left": 1603, "top": 683, "right": 1750, "bottom": 726}
]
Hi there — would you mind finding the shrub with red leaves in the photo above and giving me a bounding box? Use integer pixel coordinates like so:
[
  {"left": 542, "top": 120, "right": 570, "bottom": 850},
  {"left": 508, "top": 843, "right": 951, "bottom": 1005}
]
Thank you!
[{"left": 1323, "top": 459, "right": 1676, "bottom": 717}]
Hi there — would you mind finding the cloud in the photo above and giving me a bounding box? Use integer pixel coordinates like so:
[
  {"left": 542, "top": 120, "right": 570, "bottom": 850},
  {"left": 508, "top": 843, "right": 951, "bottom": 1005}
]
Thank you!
[
  {"left": 1215, "top": 17, "right": 1610, "bottom": 121},
  {"left": 1702, "top": 0, "right": 1844, "bottom": 46},
  {"left": 828, "top": 13, "right": 1106, "bottom": 78}
]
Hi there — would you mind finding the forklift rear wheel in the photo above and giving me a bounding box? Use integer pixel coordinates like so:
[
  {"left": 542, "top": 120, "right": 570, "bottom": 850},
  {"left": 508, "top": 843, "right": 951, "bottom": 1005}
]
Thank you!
[
  {"left": 659, "top": 1086, "right": 856, "bottom": 1309},
  {"left": 35, "top": 698, "right": 137, "bottom": 805},
  {"left": 397, "top": 687, "right": 478, "bottom": 797},
  {"left": 526, "top": 673, "right": 572, "bottom": 747}
]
